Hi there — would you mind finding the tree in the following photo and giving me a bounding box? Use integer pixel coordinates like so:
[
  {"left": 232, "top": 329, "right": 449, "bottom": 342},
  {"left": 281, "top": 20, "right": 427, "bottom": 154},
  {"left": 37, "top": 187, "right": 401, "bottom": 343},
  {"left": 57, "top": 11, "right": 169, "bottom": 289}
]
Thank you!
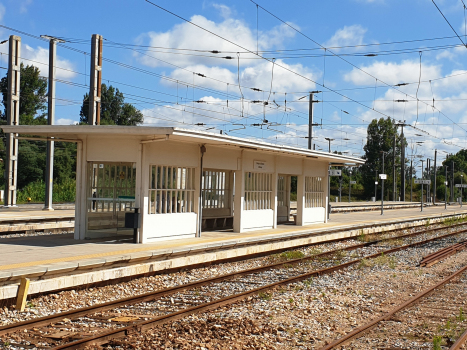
[
  {"left": 79, "top": 84, "right": 143, "bottom": 125},
  {"left": 360, "top": 117, "right": 407, "bottom": 200},
  {"left": 0, "top": 63, "right": 48, "bottom": 125},
  {"left": 0, "top": 64, "right": 77, "bottom": 192},
  {"left": 0, "top": 64, "right": 49, "bottom": 191}
]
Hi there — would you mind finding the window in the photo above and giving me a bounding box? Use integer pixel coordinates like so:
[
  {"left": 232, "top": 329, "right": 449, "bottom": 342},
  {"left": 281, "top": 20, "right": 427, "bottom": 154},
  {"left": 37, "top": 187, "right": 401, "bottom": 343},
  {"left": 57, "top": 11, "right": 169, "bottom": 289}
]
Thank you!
[
  {"left": 202, "top": 170, "right": 231, "bottom": 209},
  {"left": 244, "top": 172, "right": 272, "bottom": 210},
  {"left": 149, "top": 165, "right": 195, "bottom": 214},
  {"left": 305, "top": 176, "right": 324, "bottom": 208}
]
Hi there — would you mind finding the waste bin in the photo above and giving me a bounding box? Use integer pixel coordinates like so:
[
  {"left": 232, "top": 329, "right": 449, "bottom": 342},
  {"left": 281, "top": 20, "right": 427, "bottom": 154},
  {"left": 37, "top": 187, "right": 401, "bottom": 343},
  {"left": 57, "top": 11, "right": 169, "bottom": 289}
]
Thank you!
[{"left": 371, "top": 197, "right": 375, "bottom": 202}]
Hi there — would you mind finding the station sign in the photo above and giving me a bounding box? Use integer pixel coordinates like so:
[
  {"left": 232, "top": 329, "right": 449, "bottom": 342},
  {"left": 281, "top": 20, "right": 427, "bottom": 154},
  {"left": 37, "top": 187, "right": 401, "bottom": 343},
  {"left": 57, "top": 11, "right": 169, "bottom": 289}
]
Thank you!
[
  {"left": 375, "top": 181, "right": 378, "bottom": 185},
  {"left": 379, "top": 174, "right": 387, "bottom": 180},
  {"left": 414, "top": 179, "right": 431, "bottom": 185},
  {"left": 328, "top": 169, "right": 342, "bottom": 176},
  {"left": 455, "top": 184, "right": 467, "bottom": 188},
  {"left": 445, "top": 181, "right": 448, "bottom": 185},
  {"left": 350, "top": 181, "right": 357, "bottom": 184}
]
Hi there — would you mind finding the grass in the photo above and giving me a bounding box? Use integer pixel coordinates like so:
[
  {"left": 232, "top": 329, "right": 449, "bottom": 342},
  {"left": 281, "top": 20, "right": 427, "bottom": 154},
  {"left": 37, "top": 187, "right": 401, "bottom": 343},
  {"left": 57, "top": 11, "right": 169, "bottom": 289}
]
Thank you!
[
  {"left": 258, "top": 292, "right": 272, "bottom": 301},
  {"left": 279, "top": 250, "right": 305, "bottom": 260},
  {"left": 357, "top": 254, "right": 397, "bottom": 269},
  {"left": 16, "top": 178, "right": 76, "bottom": 204},
  {"left": 432, "top": 335, "right": 443, "bottom": 350}
]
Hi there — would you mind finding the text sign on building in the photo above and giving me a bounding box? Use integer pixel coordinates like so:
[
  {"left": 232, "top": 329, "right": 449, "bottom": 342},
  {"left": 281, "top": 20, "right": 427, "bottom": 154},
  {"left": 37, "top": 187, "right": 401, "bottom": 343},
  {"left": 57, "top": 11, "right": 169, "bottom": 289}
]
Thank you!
[
  {"left": 414, "top": 179, "right": 431, "bottom": 185},
  {"left": 328, "top": 169, "right": 342, "bottom": 176},
  {"left": 455, "top": 184, "right": 467, "bottom": 188},
  {"left": 253, "top": 160, "right": 266, "bottom": 170},
  {"left": 379, "top": 174, "right": 387, "bottom": 180},
  {"left": 350, "top": 181, "right": 357, "bottom": 184}
]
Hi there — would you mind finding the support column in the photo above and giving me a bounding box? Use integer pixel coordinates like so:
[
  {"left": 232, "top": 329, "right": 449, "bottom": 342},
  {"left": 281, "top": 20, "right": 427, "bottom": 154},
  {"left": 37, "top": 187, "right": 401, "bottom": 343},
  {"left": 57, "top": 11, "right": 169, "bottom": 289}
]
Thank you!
[
  {"left": 88, "top": 34, "right": 103, "bottom": 125},
  {"left": 4, "top": 35, "right": 21, "bottom": 207},
  {"left": 272, "top": 156, "right": 278, "bottom": 229},
  {"left": 233, "top": 154, "right": 244, "bottom": 233},
  {"left": 296, "top": 174, "right": 305, "bottom": 226}
]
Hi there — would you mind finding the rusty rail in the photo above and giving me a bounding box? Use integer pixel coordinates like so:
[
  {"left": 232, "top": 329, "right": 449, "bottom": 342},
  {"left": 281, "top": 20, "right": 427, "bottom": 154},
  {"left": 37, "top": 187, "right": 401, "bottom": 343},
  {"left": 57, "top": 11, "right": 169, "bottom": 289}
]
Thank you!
[
  {"left": 319, "top": 266, "right": 467, "bottom": 349},
  {"left": 50, "top": 230, "right": 467, "bottom": 349},
  {"left": 420, "top": 240, "right": 467, "bottom": 267},
  {"left": 451, "top": 328, "right": 467, "bottom": 349}
]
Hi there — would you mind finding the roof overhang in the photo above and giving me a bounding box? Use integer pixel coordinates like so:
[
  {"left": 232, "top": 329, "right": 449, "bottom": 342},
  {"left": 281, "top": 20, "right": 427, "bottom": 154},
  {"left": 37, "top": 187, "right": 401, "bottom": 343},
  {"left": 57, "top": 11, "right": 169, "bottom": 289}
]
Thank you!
[{"left": 1, "top": 125, "right": 365, "bottom": 165}]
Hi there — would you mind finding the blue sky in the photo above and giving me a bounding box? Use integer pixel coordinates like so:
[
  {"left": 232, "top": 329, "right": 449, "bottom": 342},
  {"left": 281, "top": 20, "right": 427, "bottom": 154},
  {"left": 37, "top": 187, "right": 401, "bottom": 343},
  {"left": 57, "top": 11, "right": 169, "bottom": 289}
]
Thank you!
[{"left": 2, "top": 0, "right": 467, "bottom": 176}]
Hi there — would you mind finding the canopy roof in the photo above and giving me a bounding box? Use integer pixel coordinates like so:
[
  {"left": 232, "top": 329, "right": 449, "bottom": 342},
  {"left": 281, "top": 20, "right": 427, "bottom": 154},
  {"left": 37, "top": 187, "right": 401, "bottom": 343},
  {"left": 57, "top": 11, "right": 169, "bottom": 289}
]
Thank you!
[{"left": 1, "top": 125, "right": 365, "bottom": 165}]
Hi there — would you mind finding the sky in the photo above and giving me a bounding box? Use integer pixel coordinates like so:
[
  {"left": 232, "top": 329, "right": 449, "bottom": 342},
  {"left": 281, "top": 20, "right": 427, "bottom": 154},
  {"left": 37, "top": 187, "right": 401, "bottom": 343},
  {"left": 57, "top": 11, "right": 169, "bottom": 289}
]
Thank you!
[{"left": 1, "top": 0, "right": 467, "bottom": 176}]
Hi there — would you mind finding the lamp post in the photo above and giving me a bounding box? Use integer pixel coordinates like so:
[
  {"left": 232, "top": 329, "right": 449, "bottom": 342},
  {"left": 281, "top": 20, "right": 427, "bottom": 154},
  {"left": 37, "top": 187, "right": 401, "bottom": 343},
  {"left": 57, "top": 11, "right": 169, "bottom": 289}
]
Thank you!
[
  {"left": 461, "top": 174, "right": 463, "bottom": 208},
  {"left": 445, "top": 165, "right": 449, "bottom": 210},
  {"left": 324, "top": 138, "right": 334, "bottom": 220},
  {"left": 380, "top": 151, "right": 387, "bottom": 215},
  {"left": 348, "top": 169, "right": 352, "bottom": 203},
  {"left": 375, "top": 168, "right": 378, "bottom": 201},
  {"left": 420, "top": 160, "right": 425, "bottom": 212}
]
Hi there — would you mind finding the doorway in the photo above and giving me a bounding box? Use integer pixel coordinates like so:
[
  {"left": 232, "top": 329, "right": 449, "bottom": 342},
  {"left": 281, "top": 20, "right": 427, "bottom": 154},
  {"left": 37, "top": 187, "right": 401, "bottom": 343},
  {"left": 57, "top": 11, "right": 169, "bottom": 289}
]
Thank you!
[
  {"left": 86, "top": 162, "right": 136, "bottom": 239},
  {"left": 277, "top": 175, "right": 297, "bottom": 224},
  {"left": 201, "top": 169, "right": 234, "bottom": 231}
]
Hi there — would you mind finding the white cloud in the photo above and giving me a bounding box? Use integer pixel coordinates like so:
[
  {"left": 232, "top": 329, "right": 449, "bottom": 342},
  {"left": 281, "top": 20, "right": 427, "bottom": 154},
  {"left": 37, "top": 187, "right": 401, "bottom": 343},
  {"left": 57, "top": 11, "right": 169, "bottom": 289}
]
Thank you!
[
  {"left": 212, "top": 3, "right": 231, "bottom": 19},
  {"left": 0, "top": 4, "right": 5, "bottom": 22},
  {"left": 324, "top": 25, "right": 367, "bottom": 50},
  {"left": 56, "top": 118, "right": 78, "bottom": 125},
  {"left": 19, "top": 44, "right": 76, "bottom": 79},
  {"left": 344, "top": 59, "right": 441, "bottom": 86},
  {"left": 135, "top": 7, "right": 296, "bottom": 69},
  {"left": 20, "top": 0, "right": 33, "bottom": 14},
  {"left": 165, "top": 60, "right": 316, "bottom": 100}
]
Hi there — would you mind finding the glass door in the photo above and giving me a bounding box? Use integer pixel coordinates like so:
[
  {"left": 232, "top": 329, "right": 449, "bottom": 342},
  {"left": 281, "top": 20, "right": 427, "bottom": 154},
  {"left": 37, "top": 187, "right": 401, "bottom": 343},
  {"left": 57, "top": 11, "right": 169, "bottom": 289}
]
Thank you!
[{"left": 86, "top": 162, "right": 136, "bottom": 239}]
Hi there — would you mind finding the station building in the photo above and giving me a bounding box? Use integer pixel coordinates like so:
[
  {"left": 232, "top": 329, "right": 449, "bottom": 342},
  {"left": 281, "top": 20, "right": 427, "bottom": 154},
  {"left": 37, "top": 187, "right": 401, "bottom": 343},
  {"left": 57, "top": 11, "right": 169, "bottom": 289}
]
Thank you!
[{"left": 1, "top": 125, "right": 364, "bottom": 243}]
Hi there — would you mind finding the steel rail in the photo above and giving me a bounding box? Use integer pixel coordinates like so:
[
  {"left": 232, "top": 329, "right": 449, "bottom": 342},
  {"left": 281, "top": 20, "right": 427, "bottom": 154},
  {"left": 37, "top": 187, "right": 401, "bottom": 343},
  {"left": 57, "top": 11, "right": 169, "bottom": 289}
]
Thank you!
[
  {"left": 450, "top": 328, "right": 467, "bottom": 349},
  {"left": 0, "top": 220, "right": 463, "bottom": 337},
  {"left": 319, "top": 264, "right": 467, "bottom": 350},
  {"left": 50, "top": 229, "right": 467, "bottom": 349},
  {"left": 420, "top": 240, "right": 467, "bottom": 267}
]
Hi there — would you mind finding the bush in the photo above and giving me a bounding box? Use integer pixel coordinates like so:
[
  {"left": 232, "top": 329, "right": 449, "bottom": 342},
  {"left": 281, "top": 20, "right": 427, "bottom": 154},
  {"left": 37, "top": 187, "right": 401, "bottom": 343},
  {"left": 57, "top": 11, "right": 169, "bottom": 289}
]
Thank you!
[{"left": 17, "top": 178, "right": 76, "bottom": 203}]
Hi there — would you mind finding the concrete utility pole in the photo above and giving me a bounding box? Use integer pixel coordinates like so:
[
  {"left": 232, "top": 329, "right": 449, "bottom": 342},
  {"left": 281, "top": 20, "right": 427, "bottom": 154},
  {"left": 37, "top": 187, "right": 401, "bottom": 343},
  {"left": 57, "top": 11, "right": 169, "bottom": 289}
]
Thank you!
[
  {"left": 396, "top": 123, "right": 406, "bottom": 202},
  {"left": 41, "top": 35, "right": 65, "bottom": 211},
  {"left": 348, "top": 169, "right": 352, "bottom": 203},
  {"left": 433, "top": 150, "right": 437, "bottom": 204},
  {"left": 89, "top": 34, "right": 103, "bottom": 125},
  {"left": 4, "top": 35, "right": 21, "bottom": 207},
  {"left": 307, "top": 91, "right": 320, "bottom": 150},
  {"left": 410, "top": 159, "right": 413, "bottom": 202},
  {"left": 375, "top": 168, "right": 378, "bottom": 201}
]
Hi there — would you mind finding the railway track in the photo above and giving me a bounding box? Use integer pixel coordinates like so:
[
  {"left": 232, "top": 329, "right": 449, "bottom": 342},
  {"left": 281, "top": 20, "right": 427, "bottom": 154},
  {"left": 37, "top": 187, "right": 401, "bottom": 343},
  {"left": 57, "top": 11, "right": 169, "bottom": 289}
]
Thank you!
[
  {"left": 319, "top": 256, "right": 467, "bottom": 349},
  {"left": 1, "top": 219, "right": 467, "bottom": 349}
]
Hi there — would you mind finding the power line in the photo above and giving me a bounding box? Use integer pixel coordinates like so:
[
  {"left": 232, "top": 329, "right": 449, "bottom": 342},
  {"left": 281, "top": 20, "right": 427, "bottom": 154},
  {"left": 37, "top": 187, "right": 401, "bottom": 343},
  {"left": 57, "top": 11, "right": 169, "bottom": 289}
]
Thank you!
[{"left": 431, "top": 0, "right": 467, "bottom": 47}]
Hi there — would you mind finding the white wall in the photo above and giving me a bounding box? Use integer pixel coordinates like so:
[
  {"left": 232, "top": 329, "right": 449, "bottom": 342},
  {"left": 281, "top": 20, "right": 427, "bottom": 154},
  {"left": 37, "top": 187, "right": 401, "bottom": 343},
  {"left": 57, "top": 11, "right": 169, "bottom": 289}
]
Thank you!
[
  {"left": 142, "top": 212, "right": 197, "bottom": 242},
  {"left": 241, "top": 209, "right": 274, "bottom": 232},
  {"left": 302, "top": 207, "right": 326, "bottom": 225}
]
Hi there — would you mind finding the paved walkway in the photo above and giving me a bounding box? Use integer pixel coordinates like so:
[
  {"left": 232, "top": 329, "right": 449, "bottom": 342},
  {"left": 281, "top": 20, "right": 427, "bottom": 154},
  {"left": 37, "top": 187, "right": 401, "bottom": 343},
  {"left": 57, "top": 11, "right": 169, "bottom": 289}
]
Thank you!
[{"left": 0, "top": 205, "right": 465, "bottom": 271}]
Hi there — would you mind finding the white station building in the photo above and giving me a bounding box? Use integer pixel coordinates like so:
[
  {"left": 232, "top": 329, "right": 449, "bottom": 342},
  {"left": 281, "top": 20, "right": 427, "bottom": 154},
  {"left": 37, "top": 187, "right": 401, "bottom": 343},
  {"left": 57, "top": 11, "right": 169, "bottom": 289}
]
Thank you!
[{"left": 2, "top": 125, "right": 364, "bottom": 243}]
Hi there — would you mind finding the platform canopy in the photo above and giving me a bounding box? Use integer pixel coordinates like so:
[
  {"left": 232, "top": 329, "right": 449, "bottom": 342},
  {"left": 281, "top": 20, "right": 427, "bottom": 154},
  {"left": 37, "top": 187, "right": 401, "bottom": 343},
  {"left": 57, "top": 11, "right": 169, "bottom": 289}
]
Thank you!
[{"left": 1, "top": 125, "right": 365, "bottom": 165}]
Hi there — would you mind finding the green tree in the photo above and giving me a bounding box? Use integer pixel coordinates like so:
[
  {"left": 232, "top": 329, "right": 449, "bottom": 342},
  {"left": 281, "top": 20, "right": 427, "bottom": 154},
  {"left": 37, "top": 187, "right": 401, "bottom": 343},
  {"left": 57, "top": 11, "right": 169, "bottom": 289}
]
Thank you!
[
  {"left": 79, "top": 84, "right": 144, "bottom": 125},
  {"left": 0, "top": 64, "right": 77, "bottom": 192},
  {"left": 0, "top": 63, "right": 48, "bottom": 125},
  {"left": 360, "top": 117, "right": 407, "bottom": 200}
]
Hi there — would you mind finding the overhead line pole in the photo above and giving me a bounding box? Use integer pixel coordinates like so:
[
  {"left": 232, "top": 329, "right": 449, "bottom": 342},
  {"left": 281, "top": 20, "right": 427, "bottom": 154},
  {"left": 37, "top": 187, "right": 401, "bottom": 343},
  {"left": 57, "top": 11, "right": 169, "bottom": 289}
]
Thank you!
[
  {"left": 4, "top": 35, "right": 21, "bottom": 208},
  {"left": 89, "top": 34, "right": 103, "bottom": 125},
  {"left": 307, "top": 91, "right": 320, "bottom": 150},
  {"left": 41, "top": 35, "right": 65, "bottom": 211}
]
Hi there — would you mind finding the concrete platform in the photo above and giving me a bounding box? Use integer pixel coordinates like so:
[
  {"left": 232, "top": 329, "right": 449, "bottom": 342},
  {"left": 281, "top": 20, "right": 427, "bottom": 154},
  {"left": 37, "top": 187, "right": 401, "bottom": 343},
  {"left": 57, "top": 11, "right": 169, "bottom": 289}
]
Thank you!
[{"left": 0, "top": 205, "right": 466, "bottom": 300}]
